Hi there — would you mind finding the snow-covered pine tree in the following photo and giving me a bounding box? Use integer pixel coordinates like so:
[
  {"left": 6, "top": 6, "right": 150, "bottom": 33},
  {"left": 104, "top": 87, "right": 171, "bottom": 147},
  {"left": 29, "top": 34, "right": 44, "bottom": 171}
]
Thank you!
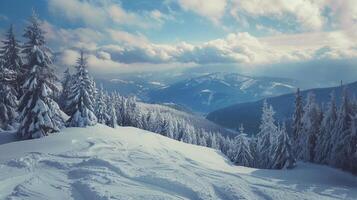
[
  {"left": 108, "top": 102, "right": 117, "bottom": 128},
  {"left": 330, "top": 88, "right": 354, "bottom": 170},
  {"left": 95, "top": 85, "right": 110, "bottom": 124},
  {"left": 198, "top": 129, "right": 208, "bottom": 147},
  {"left": 249, "top": 136, "right": 258, "bottom": 168},
  {"left": 0, "top": 64, "right": 18, "bottom": 130},
  {"left": 0, "top": 24, "right": 23, "bottom": 95},
  {"left": 66, "top": 51, "right": 97, "bottom": 127},
  {"left": 300, "top": 92, "right": 322, "bottom": 162},
  {"left": 233, "top": 124, "right": 253, "bottom": 167},
  {"left": 17, "top": 11, "right": 64, "bottom": 139},
  {"left": 292, "top": 88, "right": 304, "bottom": 158},
  {"left": 59, "top": 68, "right": 72, "bottom": 113},
  {"left": 314, "top": 91, "right": 337, "bottom": 164},
  {"left": 257, "top": 100, "right": 278, "bottom": 168},
  {"left": 349, "top": 114, "right": 357, "bottom": 173},
  {"left": 210, "top": 133, "right": 219, "bottom": 149},
  {"left": 271, "top": 123, "right": 296, "bottom": 169}
]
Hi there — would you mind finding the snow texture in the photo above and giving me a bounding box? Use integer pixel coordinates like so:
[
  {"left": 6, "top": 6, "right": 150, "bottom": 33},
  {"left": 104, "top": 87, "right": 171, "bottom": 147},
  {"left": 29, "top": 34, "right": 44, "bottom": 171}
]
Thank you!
[{"left": 0, "top": 124, "right": 356, "bottom": 200}]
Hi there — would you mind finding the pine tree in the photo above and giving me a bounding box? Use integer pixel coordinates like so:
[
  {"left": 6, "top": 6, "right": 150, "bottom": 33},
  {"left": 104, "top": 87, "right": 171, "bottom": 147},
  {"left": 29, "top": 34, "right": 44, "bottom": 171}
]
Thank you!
[
  {"left": 108, "top": 102, "right": 117, "bottom": 128},
  {"left": 257, "top": 100, "right": 278, "bottom": 168},
  {"left": 66, "top": 51, "right": 97, "bottom": 127},
  {"left": 59, "top": 68, "right": 72, "bottom": 113},
  {"left": 95, "top": 85, "right": 110, "bottom": 124},
  {"left": 300, "top": 92, "right": 322, "bottom": 162},
  {"left": 271, "top": 123, "right": 296, "bottom": 169},
  {"left": 292, "top": 88, "right": 304, "bottom": 158},
  {"left": 349, "top": 114, "right": 357, "bottom": 173},
  {"left": 17, "top": 11, "right": 64, "bottom": 139},
  {"left": 330, "top": 88, "right": 354, "bottom": 170},
  {"left": 0, "top": 24, "right": 23, "bottom": 95},
  {"left": 249, "top": 137, "right": 258, "bottom": 167},
  {"left": 0, "top": 65, "right": 18, "bottom": 130},
  {"left": 233, "top": 124, "right": 253, "bottom": 167},
  {"left": 314, "top": 91, "right": 337, "bottom": 164}
]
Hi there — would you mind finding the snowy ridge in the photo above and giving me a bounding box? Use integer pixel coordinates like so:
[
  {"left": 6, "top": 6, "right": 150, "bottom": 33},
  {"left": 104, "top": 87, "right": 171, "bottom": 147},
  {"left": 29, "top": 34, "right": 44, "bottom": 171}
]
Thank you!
[
  {"left": 148, "top": 72, "right": 299, "bottom": 113},
  {"left": 0, "top": 125, "right": 356, "bottom": 200}
]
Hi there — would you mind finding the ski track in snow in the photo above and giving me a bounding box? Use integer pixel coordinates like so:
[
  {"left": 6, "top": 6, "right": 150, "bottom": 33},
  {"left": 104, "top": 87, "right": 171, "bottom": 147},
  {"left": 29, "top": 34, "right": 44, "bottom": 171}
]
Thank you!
[{"left": 0, "top": 125, "right": 356, "bottom": 200}]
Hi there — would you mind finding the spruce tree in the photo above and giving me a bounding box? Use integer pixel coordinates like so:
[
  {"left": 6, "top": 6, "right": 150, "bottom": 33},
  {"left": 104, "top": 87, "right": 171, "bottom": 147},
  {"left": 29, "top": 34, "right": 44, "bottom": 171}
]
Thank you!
[
  {"left": 108, "top": 102, "right": 117, "bottom": 128},
  {"left": 66, "top": 51, "right": 97, "bottom": 127},
  {"left": 292, "top": 88, "right": 304, "bottom": 158},
  {"left": 257, "top": 100, "right": 277, "bottom": 168},
  {"left": 300, "top": 92, "right": 321, "bottom": 162},
  {"left": 315, "top": 91, "right": 337, "bottom": 164},
  {"left": 59, "top": 68, "right": 72, "bottom": 113},
  {"left": 17, "top": 11, "right": 64, "bottom": 139},
  {"left": 271, "top": 123, "right": 296, "bottom": 169},
  {"left": 0, "top": 65, "right": 18, "bottom": 130},
  {"left": 0, "top": 24, "right": 23, "bottom": 95},
  {"left": 95, "top": 85, "right": 110, "bottom": 124},
  {"left": 330, "top": 88, "right": 354, "bottom": 170},
  {"left": 233, "top": 124, "right": 253, "bottom": 167}
]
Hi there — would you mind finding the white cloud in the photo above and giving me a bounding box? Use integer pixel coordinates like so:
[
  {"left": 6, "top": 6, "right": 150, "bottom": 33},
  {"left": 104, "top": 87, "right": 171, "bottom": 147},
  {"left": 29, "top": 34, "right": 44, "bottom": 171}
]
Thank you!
[
  {"left": 177, "top": 0, "right": 227, "bottom": 24},
  {"left": 42, "top": 21, "right": 104, "bottom": 51},
  {"left": 48, "top": 0, "right": 107, "bottom": 26},
  {"left": 107, "top": 29, "right": 149, "bottom": 47},
  {"left": 48, "top": 0, "right": 172, "bottom": 28},
  {"left": 230, "top": 0, "right": 325, "bottom": 30}
]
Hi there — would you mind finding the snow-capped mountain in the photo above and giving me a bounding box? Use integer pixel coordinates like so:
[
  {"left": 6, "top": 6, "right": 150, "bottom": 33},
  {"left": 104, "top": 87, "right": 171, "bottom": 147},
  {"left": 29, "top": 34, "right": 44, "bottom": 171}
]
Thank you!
[
  {"left": 0, "top": 124, "right": 356, "bottom": 199},
  {"left": 148, "top": 72, "right": 300, "bottom": 113}
]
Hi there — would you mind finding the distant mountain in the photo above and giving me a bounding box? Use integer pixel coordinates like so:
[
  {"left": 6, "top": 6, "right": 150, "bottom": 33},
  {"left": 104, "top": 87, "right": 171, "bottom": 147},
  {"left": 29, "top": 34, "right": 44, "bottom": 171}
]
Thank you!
[
  {"left": 147, "top": 72, "right": 300, "bottom": 113},
  {"left": 96, "top": 71, "right": 212, "bottom": 100},
  {"left": 206, "top": 81, "right": 357, "bottom": 135}
]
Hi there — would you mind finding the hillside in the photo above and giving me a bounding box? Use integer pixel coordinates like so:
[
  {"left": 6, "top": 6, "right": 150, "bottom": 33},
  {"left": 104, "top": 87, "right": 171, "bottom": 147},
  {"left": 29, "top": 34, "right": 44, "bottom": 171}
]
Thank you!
[
  {"left": 0, "top": 125, "right": 356, "bottom": 200},
  {"left": 137, "top": 102, "right": 237, "bottom": 137},
  {"left": 207, "top": 81, "right": 357, "bottom": 134}
]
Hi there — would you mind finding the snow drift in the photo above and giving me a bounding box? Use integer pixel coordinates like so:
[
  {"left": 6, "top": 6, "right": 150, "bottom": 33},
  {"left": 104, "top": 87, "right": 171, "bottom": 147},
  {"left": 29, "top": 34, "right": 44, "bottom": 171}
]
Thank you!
[{"left": 0, "top": 125, "right": 356, "bottom": 200}]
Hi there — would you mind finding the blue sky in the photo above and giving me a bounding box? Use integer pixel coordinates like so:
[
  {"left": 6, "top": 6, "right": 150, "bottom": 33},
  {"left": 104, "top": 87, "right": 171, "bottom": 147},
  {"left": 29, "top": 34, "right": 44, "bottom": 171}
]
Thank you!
[{"left": 0, "top": 0, "right": 356, "bottom": 83}]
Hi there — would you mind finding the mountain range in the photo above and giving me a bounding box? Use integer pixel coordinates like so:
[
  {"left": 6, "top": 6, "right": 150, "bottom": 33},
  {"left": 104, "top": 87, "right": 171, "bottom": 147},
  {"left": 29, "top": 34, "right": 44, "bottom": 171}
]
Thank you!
[
  {"left": 98, "top": 72, "right": 303, "bottom": 114},
  {"left": 207, "top": 81, "right": 357, "bottom": 134}
]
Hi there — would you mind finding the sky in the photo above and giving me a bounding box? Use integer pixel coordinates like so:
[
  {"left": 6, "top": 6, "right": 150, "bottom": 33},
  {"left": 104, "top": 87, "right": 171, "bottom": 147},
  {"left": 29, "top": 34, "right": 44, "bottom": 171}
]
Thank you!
[{"left": 0, "top": 0, "right": 356, "bottom": 84}]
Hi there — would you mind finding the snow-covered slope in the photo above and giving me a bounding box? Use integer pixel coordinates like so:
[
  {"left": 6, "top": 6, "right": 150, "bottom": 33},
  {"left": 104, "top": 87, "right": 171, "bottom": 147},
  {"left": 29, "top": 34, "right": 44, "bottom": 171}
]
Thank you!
[{"left": 0, "top": 125, "right": 356, "bottom": 200}]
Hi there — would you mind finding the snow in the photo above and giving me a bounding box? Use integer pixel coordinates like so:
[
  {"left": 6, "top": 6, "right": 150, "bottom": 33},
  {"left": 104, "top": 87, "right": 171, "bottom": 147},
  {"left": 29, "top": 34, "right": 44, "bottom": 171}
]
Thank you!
[
  {"left": 271, "top": 82, "right": 296, "bottom": 89},
  {"left": 240, "top": 79, "right": 257, "bottom": 90},
  {"left": 0, "top": 125, "right": 356, "bottom": 200},
  {"left": 149, "top": 81, "right": 165, "bottom": 87}
]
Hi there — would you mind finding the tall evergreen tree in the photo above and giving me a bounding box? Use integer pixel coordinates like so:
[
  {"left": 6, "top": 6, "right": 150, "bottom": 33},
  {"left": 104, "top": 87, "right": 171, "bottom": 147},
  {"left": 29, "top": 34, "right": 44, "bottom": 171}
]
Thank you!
[
  {"left": 233, "top": 124, "right": 253, "bottom": 167},
  {"left": 300, "top": 92, "right": 322, "bottom": 162},
  {"left": 349, "top": 114, "right": 357, "bottom": 173},
  {"left": 330, "top": 88, "right": 354, "bottom": 170},
  {"left": 271, "top": 123, "right": 296, "bottom": 169},
  {"left": 108, "top": 102, "right": 117, "bottom": 128},
  {"left": 257, "top": 100, "right": 278, "bottom": 168},
  {"left": 95, "top": 85, "right": 110, "bottom": 124},
  {"left": 315, "top": 91, "right": 337, "bottom": 164},
  {"left": 0, "top": 24, "right": 23, "bottom": 95},
  {"left": 17, "top": 11, "right": 64, "bottom": 139},
  {"left": 66, "top": 51, "right": 97, "bottom": 127},
  {"left": 292, "top": 88, "right": 304, "bottom": 158},
  {"left": 59, "top": 68, "right": 72, "bottom": 113},
  {"left": 0, "top": 64, "right": 18, "bottom": 130}
]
